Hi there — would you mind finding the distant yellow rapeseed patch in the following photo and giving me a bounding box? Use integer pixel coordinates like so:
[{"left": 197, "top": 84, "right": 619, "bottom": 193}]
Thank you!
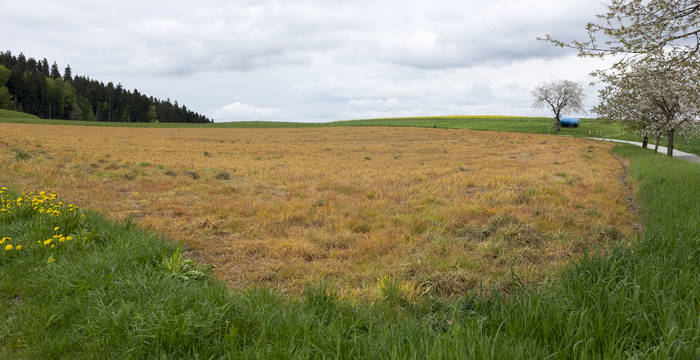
[{"left": 0, "top": 123, "right": 637, "bottom": 297}]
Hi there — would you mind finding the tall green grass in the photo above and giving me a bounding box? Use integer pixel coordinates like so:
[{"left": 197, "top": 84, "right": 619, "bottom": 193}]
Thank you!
[{"left": 1, "top": 144, "right": 698, "bottom": 358}]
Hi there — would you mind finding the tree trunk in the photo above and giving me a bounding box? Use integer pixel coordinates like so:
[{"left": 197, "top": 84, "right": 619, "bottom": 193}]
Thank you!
[
  {"left": 654, "top": 135, "right": 660, "bottom": 153},
  {"left": 642, "top": 135, "right": 649, "bottom": 149},
  {"left": 555, "top": 115, "right": 561, "bottom": 132},
  {"left": 667, "top": 128, "right": 674, "bottom": 157}
]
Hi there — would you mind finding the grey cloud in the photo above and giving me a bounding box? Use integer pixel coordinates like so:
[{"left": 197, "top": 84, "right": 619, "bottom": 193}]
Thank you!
[{"left": 3, "top": 0, "right": 609, "bottom": 121}]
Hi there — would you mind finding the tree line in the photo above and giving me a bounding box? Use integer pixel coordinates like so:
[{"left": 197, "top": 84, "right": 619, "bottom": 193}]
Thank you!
[{"left": 0, "top": 51, "right": 212, "bottom": 123}]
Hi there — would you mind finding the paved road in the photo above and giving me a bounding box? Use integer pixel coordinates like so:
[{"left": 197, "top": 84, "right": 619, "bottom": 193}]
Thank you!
[{"left": 588, "top": 137, "right": 700, "bottom": 164}]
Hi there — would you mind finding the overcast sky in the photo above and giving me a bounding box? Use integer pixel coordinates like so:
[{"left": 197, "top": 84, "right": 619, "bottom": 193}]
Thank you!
[{"left": 2, "top": 0, "right": 615, "bottom": 122}]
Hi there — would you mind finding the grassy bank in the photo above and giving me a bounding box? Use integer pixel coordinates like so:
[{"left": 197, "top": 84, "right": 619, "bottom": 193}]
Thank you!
[
  {"left": 1, "top": 144, "right": 698, "bottom": 358},
  {"left": 2, "top": 109, "right": 698, "bottom": 155}
]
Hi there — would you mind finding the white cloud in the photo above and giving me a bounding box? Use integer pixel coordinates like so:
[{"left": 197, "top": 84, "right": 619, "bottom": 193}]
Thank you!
[
  {"left": 209, "top": 102, "right": 278, "bottom": 122},
  {"left": 348, "top": 98, "right": 399, "bottom": 108},
  {"left": 2, "top": 0, "right": 613, "bottom": 122}
]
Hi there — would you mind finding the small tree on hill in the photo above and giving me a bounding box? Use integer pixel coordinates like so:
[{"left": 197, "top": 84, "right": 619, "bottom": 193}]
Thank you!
[
  {"left": 0, "top": 65, "right": 10, "bottom": 85},
  {"left": 0, "top": 87, "right": 12, "bottom": 110},
  {"left": 147, "top": 105, "right": 159, "bottom": 123},
  {"left": 531, "top": 80, "right": 585, "bottom": 132},
  {"left": 0, "top": 65, "right": 13, "bottom": 110}
]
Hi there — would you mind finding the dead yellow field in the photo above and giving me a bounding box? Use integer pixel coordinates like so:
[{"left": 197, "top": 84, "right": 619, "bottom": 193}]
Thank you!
[{"left": 0, "top": 124, "right": 636, "bottom": 297}]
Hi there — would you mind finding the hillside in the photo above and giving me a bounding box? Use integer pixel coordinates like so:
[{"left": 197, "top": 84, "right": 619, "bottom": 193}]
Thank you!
[{"left": 0, "top": 109, "right": 39, "bottom": 121}]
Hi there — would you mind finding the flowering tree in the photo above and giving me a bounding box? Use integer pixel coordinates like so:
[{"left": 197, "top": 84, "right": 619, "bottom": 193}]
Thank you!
[
  {"left": 595, "top": 59, "right": 699, "bottom": 156},
  {"left": 542, "top": 0, "right": 699, "bottom": 156},
  {"left": 541, "top": 0, "right": 699, "bottom": 64},
  {"left": 531, "top": 80, "right": 585, "bottom": 132},
  {"left": 594, "top": 69, "right": 658, "bottom": 149}
]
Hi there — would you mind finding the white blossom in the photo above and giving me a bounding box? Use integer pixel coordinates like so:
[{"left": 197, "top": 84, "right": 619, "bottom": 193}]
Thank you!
[{"left": 531, "top": 80, "right": 585, "bottom": 132}]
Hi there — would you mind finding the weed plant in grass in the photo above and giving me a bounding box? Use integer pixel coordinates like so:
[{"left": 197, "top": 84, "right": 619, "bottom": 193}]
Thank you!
[{"left": 1, "top": 144, "right": 698, "bottom": 358}]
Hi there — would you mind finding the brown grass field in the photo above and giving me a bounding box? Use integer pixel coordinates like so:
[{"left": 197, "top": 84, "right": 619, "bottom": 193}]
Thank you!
[{"left": 0, "top": 123, "right": 637, "bottom": 297}]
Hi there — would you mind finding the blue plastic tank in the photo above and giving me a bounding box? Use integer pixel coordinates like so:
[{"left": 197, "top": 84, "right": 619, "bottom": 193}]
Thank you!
[{"left": 560, "top": 117, "right": 580, "bottom": 128}]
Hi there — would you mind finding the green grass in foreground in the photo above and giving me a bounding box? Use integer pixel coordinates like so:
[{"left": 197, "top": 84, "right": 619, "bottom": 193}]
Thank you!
[
  {"left": 2, "top": 109, "right": 699, "bottom": 155},
  {"left": 1, "top": 144, "right": 699, "bottom": 358}
]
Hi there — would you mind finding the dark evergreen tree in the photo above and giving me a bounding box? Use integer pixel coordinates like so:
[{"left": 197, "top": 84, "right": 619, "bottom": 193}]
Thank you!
[
  {"left": 63, "top": 65, "right": 72, "bottom": 83},
  {"left": 40, "top": 58, "right": 49, "bottom": 76},
  {"left": 50, "top": 61, "right": 60, "bottom": 79}
]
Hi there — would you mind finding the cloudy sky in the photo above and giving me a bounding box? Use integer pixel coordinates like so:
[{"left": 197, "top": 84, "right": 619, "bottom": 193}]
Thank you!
[{"left": 3, "top": 0, "right": 615, "bottom": 122}]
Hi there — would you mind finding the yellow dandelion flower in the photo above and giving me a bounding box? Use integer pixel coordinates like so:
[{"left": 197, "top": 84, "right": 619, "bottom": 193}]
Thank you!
[
  {"left": 65, "top": 236, "right": 72, "bottom": 241},
  {"left": 54, "top": 226, "right": 60, "bottom": 231},
  {"left": 15, "top": 245, "right": 22, "bottom": 250},
  {"left": 50, "top": 244, "right": 55, "bottom": 248},
  {"left": 4, "top": 244, "right": 12, "bottom": 251},
  {"left": 43, "top": 239, "right": 52, "bottom": 246}
]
